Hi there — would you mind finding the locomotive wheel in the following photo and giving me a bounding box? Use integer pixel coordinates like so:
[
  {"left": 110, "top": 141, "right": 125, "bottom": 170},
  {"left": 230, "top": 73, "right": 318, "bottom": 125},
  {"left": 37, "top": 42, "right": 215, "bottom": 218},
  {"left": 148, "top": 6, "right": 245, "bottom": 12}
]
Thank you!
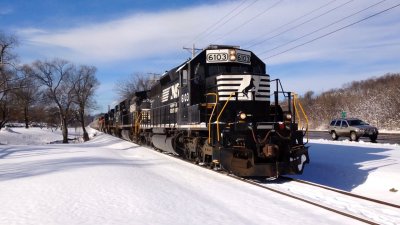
[
  {"left": 350, "top": 132, "right": 359, "bottom": 142},
  {"left": 331, "top": 131, "right": 338, "bottom": 140}
]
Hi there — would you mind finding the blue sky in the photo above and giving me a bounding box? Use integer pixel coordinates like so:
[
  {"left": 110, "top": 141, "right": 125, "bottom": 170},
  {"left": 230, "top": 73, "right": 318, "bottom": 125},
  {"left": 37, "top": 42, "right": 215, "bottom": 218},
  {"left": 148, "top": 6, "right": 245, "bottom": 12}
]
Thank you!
[{"left": 1, "top": 0, "right": 399, "bottom": 114}]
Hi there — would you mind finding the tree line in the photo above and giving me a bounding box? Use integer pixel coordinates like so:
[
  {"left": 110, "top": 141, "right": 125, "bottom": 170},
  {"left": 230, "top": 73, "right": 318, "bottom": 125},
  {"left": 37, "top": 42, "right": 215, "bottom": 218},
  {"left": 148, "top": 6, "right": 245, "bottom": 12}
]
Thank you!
[
  {"left": 1, "top": 31, "right": 99, "bottom": 142},
  {"left": 297, "top": 73, "right": 400, "bottom": 131}
]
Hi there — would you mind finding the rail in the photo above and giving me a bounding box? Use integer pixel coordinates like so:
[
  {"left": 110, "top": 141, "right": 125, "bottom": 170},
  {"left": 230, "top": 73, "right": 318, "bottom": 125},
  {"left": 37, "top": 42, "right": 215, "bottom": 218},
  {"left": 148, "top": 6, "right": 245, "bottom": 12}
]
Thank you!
[{"left": 282, "top": 176, "right": 400, "bottom": 209}]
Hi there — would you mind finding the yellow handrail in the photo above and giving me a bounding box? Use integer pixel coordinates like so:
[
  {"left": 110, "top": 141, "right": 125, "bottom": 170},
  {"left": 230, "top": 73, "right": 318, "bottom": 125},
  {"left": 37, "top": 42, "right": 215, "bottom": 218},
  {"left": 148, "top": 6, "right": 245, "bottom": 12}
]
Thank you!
[
  {"left": 134, "top": 112, "right": 142, "bottom": 135},
  {"left": 216, "top": 92, "right": 235, "bottom": 142},
  {"left": 293, "top": 94, "right": 301, "bottom": 127},
  {"left": 137, "top": 114, "right": 143, "bottom": 132},
  {"left": 293, "top": 93, "right": 309, "bottom": 143},
  {"left": 205, "top": 93, "right": 218, "bottom": 144}
]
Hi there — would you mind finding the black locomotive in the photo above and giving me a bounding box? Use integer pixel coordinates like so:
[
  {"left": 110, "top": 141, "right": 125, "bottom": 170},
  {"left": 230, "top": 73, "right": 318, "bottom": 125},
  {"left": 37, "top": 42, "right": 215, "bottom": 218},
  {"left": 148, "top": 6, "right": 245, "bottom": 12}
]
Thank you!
[{"left": 96, "top": 45, "right": 309, "bottom": 177}]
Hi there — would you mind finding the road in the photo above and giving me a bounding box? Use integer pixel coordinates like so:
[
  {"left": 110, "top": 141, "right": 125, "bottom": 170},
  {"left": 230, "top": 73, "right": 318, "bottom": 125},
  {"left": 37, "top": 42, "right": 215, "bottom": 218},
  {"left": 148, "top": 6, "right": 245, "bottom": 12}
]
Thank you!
[{"left": 307, "top": 131, "right": 400, "bottom": 145}]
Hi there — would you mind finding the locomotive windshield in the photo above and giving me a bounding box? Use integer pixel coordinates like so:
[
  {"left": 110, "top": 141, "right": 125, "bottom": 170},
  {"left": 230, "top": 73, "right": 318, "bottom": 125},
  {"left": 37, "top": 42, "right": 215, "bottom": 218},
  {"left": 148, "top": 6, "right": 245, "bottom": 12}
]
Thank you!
[
  {"left": 207, "top": 63, "right": 263, "bottom": 76},
  {"left": 204, "top": 49, "right": 265, "bottom": 76}
]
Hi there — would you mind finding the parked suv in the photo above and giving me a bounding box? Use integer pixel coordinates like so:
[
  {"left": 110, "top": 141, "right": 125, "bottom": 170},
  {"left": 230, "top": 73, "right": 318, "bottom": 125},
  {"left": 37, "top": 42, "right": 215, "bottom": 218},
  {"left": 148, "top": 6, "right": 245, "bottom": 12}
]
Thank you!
[{"left": 328, "top": 118, "right": 378, "bottom": 142}]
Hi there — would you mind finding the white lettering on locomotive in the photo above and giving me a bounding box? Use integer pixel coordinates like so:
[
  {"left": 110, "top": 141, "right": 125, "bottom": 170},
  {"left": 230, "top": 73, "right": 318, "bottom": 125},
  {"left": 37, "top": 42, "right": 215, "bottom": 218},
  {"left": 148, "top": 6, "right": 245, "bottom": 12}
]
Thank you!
[
  {"left": 181, "top": 92, "right": 189, "bottom": 103},
  {"left": 206, "top": 49, "right": 251, "bottom": 65}
]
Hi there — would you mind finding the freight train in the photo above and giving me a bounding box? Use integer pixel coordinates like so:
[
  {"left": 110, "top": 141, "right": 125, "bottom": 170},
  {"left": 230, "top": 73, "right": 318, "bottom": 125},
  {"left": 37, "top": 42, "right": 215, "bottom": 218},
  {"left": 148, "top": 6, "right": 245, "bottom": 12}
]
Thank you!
[{"left": 94, "top": 45, "right": 309, "bottom": 177}]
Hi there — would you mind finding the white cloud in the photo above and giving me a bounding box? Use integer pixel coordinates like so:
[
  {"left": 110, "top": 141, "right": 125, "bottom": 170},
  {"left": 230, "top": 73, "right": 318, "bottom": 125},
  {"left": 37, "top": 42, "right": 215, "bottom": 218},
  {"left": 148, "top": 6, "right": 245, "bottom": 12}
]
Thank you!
[
  {"left": 16, "top": 1, "right": 400, "bottom": 65},
  {"left": 13, "top": 0, "right": 400, "bottom": 102},
  {"left": 17, "top": 3, "right": 232, "bottom": 62}
]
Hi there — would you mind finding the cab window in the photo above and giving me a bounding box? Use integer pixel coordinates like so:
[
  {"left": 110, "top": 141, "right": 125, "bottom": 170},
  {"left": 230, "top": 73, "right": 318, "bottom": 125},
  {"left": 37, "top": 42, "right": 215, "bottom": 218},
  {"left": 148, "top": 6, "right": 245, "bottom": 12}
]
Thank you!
[
  {"left": 208, "top": 65, "right": 226, "bottom": 76},
  {"left": 181, "top": 70, "right": 188, "bottom": 86}
]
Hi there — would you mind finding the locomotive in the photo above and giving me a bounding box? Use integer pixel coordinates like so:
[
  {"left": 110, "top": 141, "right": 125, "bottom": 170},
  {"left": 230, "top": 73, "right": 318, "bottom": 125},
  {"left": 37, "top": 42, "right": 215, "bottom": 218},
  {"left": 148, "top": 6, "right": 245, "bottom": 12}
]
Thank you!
[{"left": 97, "top": 45, "right": 309, "bottom": 177}]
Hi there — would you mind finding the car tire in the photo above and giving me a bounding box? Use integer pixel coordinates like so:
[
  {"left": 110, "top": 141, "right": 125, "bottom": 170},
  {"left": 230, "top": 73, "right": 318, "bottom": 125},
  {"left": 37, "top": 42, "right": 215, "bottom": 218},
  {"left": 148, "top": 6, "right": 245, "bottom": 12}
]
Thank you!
[
  {"left": 350, "top": 131, "right": 359, "bottom": 142},
  {"left": 331, "top": 131, "right": 338, "bottom": 140},
  {"left": 370, "top": 135, "right": 377, "bottom": 142}
]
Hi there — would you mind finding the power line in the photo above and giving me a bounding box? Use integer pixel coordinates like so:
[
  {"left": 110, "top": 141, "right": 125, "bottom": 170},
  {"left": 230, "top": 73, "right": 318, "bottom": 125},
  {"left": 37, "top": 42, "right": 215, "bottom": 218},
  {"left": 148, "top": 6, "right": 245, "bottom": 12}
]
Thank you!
[
  {"left": 247, "top": 0, "right": 354, "bottom": 49},
  {"left": 244, "top": 0, "right": 338, "bottom": 48},
  {"left": 262, "top": 2, "right": 400, "bottom": 61},
  {"left": 183, "top": 44, "right": 202, "bottom": 58},
  {"left": 199, "top": 0, "right": 259, "bottom": 44},
  {"left": 212, "top": 0, "right": 283, "bottom": 43},
  {"left": 184, "top": 0, "right": 249, "bottom": 47},
  {"left": 258, "top": 0, "right": 386, "bottom": 56}
]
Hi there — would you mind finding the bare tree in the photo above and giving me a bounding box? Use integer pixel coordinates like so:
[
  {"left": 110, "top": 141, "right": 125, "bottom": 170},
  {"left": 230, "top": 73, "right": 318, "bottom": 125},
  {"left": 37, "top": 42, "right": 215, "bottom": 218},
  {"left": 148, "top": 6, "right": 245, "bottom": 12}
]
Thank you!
[
  {"left": 12, "top": 64, "right": 40, "bottom": 128},
  {"left": 33, "top": 58, "right": 75, "bottom": 143},
  {"left": 71, "top": 65, "right": 99, "bottom": 141},
  {"left": 0, "top": 69, "right": 13, "bottom": 129},
  {"left": 0, "top": 31, "right": 19, "bottom": 129},
  {"left": 114, "top": 73, "right": 157, "bottom": 100},
  {"left": 0, "top": 31, "right": 18, "bottom": 69}
]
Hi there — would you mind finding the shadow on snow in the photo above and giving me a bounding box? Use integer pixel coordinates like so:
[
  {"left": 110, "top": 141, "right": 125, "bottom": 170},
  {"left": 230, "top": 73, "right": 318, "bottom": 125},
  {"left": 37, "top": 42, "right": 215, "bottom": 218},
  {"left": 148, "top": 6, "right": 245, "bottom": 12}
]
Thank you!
[
  {"left": 0, "top": 138, "right": 162, "bottom": 181},
  {"left": 294, "top": 142, "right": 393, "bottom": 191}
]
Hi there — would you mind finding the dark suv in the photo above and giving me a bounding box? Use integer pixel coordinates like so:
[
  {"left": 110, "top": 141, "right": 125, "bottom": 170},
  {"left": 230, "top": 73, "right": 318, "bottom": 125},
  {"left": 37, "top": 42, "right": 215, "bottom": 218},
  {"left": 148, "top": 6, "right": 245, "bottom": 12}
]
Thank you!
[{"left": 328, "top": 118, "right": 379, "bottom": 142}]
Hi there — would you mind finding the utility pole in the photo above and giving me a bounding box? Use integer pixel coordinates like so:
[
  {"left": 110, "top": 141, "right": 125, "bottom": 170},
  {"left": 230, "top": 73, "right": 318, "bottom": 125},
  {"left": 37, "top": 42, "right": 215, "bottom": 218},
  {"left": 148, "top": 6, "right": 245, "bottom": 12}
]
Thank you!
[{"left": 183, "top": 44, "right": 202, "bottom": 58}]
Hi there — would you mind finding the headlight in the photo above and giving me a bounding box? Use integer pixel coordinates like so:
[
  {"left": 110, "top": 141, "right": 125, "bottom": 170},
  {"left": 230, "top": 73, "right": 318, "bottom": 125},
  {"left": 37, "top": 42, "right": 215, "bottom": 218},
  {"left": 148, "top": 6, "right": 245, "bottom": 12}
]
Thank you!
[
  {"left": 229, "top": 49, "right": 236, "bottom": 61},
  {"left": 285, "top": 113, "right": 292, "bottom": 120},
  {"left": 239, "top": 112, "right": 247, "bottom": 120}
]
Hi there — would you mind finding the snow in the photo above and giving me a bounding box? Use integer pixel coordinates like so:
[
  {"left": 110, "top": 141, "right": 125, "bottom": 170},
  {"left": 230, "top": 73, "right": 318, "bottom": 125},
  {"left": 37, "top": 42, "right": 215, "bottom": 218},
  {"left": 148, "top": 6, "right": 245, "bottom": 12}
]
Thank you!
[
  {"left": 1, "top": 127, "right": 399, "bottom": 225},
  {"left": 299, "top": 139, "right": 400, "bottom": 204}
]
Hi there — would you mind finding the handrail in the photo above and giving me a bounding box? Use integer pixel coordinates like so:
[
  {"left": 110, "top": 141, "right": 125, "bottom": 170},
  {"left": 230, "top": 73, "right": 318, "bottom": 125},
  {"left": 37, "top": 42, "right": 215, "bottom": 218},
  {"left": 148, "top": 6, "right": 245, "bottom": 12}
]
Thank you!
[
  {"left": 138, "top": 113, "right": 143, "bottom": 132},
  {"left": 134, "top": 112, "right": 142, "bottom": 135},
  {"left": 293, "top": 94, "right": 301, "bottom": 127},
  {"left": 216, "top": 92, "right": 235, "bottom": 142},
  {"left": 205, "top": 93, "right": 218, "bottom": 144},
  {"left": 293, "top": 93, "right": 309, "bottom": 144},
  {"left": 134, "top": 112, "right": 137, "bottom": 134}
]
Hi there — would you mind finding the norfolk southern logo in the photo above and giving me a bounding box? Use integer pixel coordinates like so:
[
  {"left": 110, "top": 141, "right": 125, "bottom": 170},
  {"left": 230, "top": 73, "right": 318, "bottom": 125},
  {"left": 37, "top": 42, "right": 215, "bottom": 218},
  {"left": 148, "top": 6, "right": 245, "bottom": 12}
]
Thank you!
[
  {"left": 162, "top": 83, "right": 179, "bottom": 102},
  {"left": 242, "top": 78, "right": 255, "bottom": 98},
  {"left": 217, "top": 74, "right": 269, "bottom": 101}
]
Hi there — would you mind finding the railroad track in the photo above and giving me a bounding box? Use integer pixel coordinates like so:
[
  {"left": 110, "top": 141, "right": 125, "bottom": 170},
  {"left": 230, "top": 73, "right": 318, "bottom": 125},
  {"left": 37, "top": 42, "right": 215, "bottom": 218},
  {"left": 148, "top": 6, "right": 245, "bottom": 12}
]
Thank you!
[
  {"left": 238, "top": 176, "right": 399, "bottom": 225},
  {"left": 280, "top": 176, "right": 400, "bottom": 209},
  {"left": 229, "top": 176, "right": 379, "bottom": 225},
  {"left": 107, "top": 133, "right": 400, "bottom": 224},
  {"left": 156, "top": 150, "right": 399, "bottom": 225},
  {"left": 153, "top": 148, "right": 399, "bottom": 224}
]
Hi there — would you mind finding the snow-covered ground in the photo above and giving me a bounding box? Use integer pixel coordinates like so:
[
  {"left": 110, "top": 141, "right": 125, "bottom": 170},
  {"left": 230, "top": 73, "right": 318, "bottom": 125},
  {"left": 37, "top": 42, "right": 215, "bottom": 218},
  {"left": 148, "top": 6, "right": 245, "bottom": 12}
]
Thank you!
[
  {"left": 302, "top": 139, "right": 400, "bottom": 203},
  {"left": 0, "top": 127, "right": 399, "bottom": 225}
]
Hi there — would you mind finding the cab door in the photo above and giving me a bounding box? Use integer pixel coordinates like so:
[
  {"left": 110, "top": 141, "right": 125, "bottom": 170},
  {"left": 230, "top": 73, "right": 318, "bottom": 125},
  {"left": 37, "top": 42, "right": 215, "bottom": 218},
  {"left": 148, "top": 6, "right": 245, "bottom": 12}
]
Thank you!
[{"left": 178, "top": 69, "right": 189, "bottom": 125}]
